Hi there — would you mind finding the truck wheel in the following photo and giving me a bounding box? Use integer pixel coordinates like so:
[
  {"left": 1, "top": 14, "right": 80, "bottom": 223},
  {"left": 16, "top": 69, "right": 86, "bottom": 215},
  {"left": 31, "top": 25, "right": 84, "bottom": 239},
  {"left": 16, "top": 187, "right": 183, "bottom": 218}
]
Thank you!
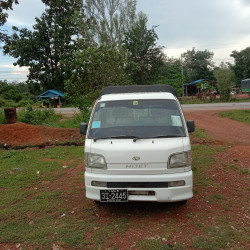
[
  {"left": 94, "top": 200, "right": 100, "bottom": 205},
  {"left": 178, "top": 200, "right": 187, "bottom": 205}
]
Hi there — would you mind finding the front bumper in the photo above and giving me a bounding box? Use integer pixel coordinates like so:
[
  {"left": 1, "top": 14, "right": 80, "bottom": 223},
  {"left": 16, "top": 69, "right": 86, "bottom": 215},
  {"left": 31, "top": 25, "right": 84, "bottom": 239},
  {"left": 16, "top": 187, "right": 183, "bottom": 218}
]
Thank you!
[{"left": 84, "top": 171, "right": 193, "bottom": 202}]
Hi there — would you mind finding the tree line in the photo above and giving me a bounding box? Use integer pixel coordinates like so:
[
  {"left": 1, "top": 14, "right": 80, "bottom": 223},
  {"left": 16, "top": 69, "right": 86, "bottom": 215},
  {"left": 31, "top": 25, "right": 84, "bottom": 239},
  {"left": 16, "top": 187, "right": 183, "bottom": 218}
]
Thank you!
[{"left": 1, "top": 0, "right": 250, "bottom": 109}]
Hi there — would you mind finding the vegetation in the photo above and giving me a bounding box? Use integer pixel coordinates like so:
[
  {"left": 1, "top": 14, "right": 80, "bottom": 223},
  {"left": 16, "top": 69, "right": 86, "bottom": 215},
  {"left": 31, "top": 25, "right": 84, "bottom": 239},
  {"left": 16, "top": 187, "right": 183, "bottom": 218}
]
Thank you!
[
  {"left": 192, "top": 127, "right": 213, "bottom": 141},
  {"left": 3, "top": 0, "right": 85, "bottom": 92},
  {"left": 1, "top": 0, "right": 249, "bottom": 114},
  {"left": 230, "top": 47, "right": 250, "bottom": 86},
  {"left": 0, "top": 0, "right": 19, "bottom": 41},
  {"left": 218, "top": 110, "right": 250, "bottom": 125},
  {"left": 0, "top": 106, "right": 83, "bottom": 128},
  {"left": 0, "top": 133, "right": 248, "bottom": 248},
  {"left": 182, "top": 48, "right": 214, "bottom": 83},
  {"left": 0, "top": 80, "right": 38, "bottom": 107},
  {"left": 123, "top": 12, "right": 165, "bottom": 85},
  {"left": 214, "top": 62, "right": 235, "bottom": 101},
  {"left": 67, "top": 46, "right": 130, "bottom": 95},
  {"left": 85, "top": 0, "right": 137, "bottom": 48}
]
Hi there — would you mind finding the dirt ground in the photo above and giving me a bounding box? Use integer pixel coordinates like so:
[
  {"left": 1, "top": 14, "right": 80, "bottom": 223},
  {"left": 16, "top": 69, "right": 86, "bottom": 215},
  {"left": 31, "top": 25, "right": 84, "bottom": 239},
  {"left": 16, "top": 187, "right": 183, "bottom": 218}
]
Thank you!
[
  {"left": 184, "top": 110, "right": 250, "bottom": 145},
  {"left": 0, "top": 110, "right": 249, "bottom": 249},
  {"left": 0, "top": 122, "right": 83, "bottom": 147}
]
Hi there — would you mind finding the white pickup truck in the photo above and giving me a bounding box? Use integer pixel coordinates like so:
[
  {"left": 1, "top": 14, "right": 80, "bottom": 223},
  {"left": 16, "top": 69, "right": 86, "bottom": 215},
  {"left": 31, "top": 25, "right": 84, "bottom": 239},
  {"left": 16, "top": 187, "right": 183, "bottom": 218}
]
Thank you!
[{"left": 80, "top": 85, "right": 195, "bottom": 203}]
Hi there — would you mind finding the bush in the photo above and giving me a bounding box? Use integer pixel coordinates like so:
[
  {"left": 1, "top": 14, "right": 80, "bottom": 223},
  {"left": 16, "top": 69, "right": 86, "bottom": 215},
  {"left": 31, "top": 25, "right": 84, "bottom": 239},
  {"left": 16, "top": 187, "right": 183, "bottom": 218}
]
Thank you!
[
  {"left": 0, "top": 109, "right": 6, "bottom": 124},
  {"left": 55, "top": 113, "right": 84, "bottom": 128},
  {"left": 18, "top": 105, "right": 61, "bottom": 125},
  {"left": 0, "top": 96, "right": 17, "bottom": 108},
  {"left": 0, "top": 96, "right": 7, "bottom": 107},
  {"left": 17, "top": 98, "right": 34, "bottom": 107},
  {"left": 66, "top": 90, "right": 99, "bottom": 123}
]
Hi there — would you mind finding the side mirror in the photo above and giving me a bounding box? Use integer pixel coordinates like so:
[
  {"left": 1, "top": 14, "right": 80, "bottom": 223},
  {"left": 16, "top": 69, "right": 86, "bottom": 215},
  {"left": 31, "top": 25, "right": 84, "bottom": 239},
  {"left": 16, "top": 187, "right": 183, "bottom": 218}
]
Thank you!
[
  {"left": 80, "top": 122, "right": 88, "bottom": 135},
  {"left": 186, "top": 120, "right": 195, "bottom": 133}
]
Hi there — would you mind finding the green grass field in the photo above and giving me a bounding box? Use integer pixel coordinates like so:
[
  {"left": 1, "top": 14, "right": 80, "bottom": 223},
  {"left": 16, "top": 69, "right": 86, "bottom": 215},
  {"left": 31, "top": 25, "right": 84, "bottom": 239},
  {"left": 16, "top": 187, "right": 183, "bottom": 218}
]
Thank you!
[{"left": 218, "top": 110, "right": 250, "bottom": 125}]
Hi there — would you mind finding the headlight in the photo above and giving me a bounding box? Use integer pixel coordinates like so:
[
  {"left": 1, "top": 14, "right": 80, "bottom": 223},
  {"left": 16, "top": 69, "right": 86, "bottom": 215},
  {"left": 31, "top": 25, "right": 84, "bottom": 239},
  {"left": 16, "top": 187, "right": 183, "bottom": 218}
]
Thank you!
[
  {"left": 85, "top": 153, "right": 107, "bottom": 169},
  {"left": 168, "top": 151, "right": 192, "bottom": 168}
]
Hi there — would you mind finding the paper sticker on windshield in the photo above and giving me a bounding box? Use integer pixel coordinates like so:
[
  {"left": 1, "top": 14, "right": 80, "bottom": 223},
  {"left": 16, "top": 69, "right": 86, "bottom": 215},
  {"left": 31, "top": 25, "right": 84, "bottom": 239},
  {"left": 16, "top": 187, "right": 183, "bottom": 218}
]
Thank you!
[
  {"left": 133, "top": 101, "right": 138, "bottom": 105},
  {"left": 92, "top": 121, "right": 101, "bottom": 128},
  {"left": 171, "top": 116, "right": 182, "bottom": 127},
  {"left": 100, "top": 103, "right": 106, "bottom": 108}
]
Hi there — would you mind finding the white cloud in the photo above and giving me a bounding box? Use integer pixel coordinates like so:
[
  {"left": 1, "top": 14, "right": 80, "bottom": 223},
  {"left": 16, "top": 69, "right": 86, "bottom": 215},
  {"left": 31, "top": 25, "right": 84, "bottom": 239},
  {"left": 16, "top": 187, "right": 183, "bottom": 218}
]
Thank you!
[
  {"left": 6, "top": 0, "right": 45, "bottom": 28},
  {"left": 1, "top": 64, "right": 29, "bottom": 74},
  {"left": 0, "top": 64, "right": 28, "bottom": 82},
  {"left": 138, "top": 0, "right": 250, "bottom": 64}
]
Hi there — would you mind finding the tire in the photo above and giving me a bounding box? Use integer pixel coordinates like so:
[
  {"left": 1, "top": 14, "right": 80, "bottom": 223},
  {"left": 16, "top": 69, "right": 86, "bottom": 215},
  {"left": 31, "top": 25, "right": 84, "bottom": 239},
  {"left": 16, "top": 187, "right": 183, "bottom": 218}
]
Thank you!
[{"left": 178, "top": 200, "right": 187, "bottom": 205}]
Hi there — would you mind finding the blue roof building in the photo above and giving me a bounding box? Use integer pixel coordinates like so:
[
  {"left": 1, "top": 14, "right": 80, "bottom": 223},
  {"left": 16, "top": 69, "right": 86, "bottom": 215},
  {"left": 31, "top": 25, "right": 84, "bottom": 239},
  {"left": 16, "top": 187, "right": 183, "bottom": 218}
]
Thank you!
[{"left": 37, "top": 90, "right": 64, "bottom": 107}]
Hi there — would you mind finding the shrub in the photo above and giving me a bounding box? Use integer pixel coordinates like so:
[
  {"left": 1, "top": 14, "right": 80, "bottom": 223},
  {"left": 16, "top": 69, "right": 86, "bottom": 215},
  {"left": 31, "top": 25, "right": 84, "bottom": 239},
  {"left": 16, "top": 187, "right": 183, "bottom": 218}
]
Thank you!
[
  {"left": 17, "top": 98, "right": 34, "bottom": 107},
  {"left": 0, "top": 109, "right": 6, "bottom": 124},
  {"left": 18, "top": 106, "right": 60, "bottom": 125},
  {"left": 0, "top": 96, "right": 17, "bottom": 108},
  {"left": 0, "top": 96, "right": 7, "bottom": 107}
]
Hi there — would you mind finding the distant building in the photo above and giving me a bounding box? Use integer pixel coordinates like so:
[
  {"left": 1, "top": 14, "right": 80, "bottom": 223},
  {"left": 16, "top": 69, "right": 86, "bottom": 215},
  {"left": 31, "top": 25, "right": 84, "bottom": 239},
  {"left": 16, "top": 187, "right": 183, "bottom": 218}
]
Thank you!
[
  {"left": 241, "top": 79, "right": 250, "bottom": 93},
  {"left": 37, "top": 90, "right": 64, "bottom": 108}
]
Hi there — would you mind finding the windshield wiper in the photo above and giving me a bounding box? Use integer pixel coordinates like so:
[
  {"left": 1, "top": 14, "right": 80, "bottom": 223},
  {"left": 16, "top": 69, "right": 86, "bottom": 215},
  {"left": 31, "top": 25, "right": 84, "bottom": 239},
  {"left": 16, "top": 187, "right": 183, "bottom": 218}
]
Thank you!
[
  {"left": 111, "top": 135, "right": 144, "bottom": 142},
  {"left": 93, "top": 135, "right": 140, "bottom": 142},
  {"left": 133, "top": 135, "right": 182, "bottom": 142},
  {"left": 150, "top": 134, "right": 182, "bottom": 138}
]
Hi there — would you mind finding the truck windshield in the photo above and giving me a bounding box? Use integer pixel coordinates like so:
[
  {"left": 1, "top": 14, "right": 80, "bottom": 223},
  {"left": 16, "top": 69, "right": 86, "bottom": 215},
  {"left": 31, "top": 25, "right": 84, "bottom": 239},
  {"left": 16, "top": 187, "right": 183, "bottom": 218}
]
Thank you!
[{"left": 88, "top": 99, "right": 186, "bottom": 139}]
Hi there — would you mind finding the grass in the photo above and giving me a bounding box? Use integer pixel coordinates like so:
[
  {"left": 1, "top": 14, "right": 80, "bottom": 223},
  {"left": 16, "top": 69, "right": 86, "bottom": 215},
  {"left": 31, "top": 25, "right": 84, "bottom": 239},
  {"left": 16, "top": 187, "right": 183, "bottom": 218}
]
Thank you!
[
  {"left": 0, "top": 108, "right": 5, "bottom": 123},
  {"left": 193, "top": 220, "right": 249, "bottom": 249},
  {"left": 48, "top": 113, "right": 83, "bottom": 129},
  {"left": 0, "top": 128, "right": 248, "bottom": 248},
  {"left": 137, "top": 239, "right": 184, "bottom": 250},
  {"left": 218, "top": 110, "right": 250, "bottom": 125},
  {"left": 0, "top": 146, "right": 132, "bottom": 249},
  {"left": 192, "top": 144, "right": 225, "bottom": 187},
  {"left": 193, "top": 127, "right": 213, "bottom": 140},
  {"left": 0, "top": 146, "right": 85, "bottom": 248},
  {"left": 180, "top": 97, "right": 250, "bottom": 104}
]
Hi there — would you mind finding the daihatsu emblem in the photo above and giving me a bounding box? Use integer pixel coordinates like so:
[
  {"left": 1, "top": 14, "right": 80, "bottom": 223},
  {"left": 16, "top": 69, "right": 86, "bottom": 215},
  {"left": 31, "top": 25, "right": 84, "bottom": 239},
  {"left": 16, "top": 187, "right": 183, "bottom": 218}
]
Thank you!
[{"left": 132, "top": 156, "right": 140, "bottom": 161}]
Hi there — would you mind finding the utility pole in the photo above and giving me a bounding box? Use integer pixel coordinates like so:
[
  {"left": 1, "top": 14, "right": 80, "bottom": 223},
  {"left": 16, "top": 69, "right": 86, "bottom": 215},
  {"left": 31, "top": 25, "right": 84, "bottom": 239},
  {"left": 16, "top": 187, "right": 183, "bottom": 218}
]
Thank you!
[{"left": 181, "top": 53, "right": 184, "bottom": 98}]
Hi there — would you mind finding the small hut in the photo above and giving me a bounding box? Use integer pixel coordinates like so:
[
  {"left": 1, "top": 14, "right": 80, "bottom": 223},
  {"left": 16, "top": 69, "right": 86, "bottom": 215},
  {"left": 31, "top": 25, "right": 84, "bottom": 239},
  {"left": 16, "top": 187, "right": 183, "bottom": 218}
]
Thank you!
[
  {"left": 182, "top": 79, "right": 217, "bottom": 97},
  {"left": 37, "top": 90, "right": 64, "bottom": 108}
]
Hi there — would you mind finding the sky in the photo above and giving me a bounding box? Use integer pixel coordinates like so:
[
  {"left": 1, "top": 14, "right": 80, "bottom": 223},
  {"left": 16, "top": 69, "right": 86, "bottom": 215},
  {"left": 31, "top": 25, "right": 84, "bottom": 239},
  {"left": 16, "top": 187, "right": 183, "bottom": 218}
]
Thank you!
[{"left": 0, "top": 0, "right": 250, "bottom": 82}]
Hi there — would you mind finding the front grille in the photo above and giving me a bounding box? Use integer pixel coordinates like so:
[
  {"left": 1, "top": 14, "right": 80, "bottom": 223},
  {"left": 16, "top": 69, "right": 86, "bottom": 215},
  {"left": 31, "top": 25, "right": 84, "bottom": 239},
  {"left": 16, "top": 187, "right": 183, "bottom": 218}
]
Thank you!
[{"left": 107, "top": 182, "right": 168, "bottom": 188}]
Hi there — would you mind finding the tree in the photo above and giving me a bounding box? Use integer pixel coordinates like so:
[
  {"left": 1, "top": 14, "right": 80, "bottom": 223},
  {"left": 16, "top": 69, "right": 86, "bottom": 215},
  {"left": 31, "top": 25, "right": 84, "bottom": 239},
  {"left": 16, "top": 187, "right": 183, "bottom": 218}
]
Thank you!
[
  {"left": 3, "top": 0, "right": 86, "bottom": 91},
  {"left": 230, "top": 47, "right": 250, "bottom": 86},
  {"left": 85, "top": 0, "right": 137, "bottom": 47},
  {"left": 214, "top": 62, "right": 235, "bottom": 101},
  {"left": 182, "top": 48, "right": 214, "bottom": 83},
  {"left": 154, "top": 57, "right": 183, "bottom": 95},
  {"left": 0, "top": 0, "right": 18, "bottom": 41},
  {"left": 66, "top": 46, "right": 130, "bottom": 96},
  {"left": 65, "top": 45, "right": 131, "bottom": 121},
  {"left": 123, "top": 13, "right": 165, "bottom": 84}
]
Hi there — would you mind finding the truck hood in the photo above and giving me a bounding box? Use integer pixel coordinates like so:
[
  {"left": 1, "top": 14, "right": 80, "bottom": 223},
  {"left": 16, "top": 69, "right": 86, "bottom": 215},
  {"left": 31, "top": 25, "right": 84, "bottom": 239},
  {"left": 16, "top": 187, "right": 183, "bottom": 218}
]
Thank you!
[{"left": 87, "top": 137, "right": 190, "bottom": 175}]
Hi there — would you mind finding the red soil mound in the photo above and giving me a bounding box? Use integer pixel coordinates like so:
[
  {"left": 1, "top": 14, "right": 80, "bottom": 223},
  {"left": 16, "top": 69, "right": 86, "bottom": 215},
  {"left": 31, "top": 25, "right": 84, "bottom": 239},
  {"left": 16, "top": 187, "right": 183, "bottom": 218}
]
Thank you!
[{"left": 0, "top": 122, "right": 82, "bottom": 146}]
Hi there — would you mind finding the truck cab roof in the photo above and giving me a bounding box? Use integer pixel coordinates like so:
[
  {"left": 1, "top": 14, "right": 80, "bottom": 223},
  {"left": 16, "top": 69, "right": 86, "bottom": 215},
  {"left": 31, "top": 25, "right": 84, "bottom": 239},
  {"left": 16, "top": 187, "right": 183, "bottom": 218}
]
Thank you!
[
  {"left": 99, "top": 84, "right": 178, "bottom": 98},
  {"left": 99, "top": 92, "right": 176, "bottom": 102}
]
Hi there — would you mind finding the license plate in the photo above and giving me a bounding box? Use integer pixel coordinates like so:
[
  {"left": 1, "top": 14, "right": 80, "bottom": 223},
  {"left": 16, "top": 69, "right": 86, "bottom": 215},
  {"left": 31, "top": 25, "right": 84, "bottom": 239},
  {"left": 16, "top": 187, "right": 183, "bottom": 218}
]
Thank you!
[{"left": 100, "top": 189, "right": 128, "bottom": 202}]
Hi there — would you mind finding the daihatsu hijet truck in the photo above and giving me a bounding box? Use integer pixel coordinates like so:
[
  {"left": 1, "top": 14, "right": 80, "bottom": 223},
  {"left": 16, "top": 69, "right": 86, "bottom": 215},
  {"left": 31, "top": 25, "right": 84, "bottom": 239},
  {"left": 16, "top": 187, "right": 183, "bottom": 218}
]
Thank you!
[{"left": 80, "top": 85, "right": 195, "bottom": 203}]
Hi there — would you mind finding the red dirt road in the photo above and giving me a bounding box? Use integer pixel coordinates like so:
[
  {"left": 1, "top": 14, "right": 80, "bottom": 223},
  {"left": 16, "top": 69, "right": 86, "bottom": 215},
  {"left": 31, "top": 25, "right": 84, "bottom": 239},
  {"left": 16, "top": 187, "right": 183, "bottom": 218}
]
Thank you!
[
  {"left": 184, "top": 110, "right": 250, "bottom": 145},
  {"left": 0, "top": 122, "right": 83, "bottom": 147}
]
